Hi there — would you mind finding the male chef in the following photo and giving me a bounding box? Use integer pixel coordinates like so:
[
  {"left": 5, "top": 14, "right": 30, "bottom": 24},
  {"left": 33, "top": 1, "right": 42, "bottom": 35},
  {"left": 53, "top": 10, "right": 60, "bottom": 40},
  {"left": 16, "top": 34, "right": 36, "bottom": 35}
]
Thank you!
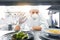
[{"left": 15, "top": 8, "right": 48, "bottom": 40}]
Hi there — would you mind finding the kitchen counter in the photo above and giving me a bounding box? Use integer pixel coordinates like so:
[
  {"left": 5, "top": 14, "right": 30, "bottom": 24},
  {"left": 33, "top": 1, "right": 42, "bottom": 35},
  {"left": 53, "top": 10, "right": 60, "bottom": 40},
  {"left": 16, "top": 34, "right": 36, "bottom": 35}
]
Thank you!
[
  {"left": 0, "top": 31, "right": 35, "bottom": 40},
  {"left": 0, "top": 30, "right": 56, "bottom": 40},
  {"left": 0, "top": 30, "right": 15, "bottom": 40},
  {"left": 40, "top": 31, "right": 60, "bottom": 40},
  {"left": 1, "top": 30, "right": 60, "bottom": 40}
]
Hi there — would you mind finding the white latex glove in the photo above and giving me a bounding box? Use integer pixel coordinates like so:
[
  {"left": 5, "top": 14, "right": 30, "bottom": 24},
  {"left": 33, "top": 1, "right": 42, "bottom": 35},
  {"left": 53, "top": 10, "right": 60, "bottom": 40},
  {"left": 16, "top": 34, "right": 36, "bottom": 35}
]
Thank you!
[{"left": 19, "top": 12, "right": 27, "bottom": 24}]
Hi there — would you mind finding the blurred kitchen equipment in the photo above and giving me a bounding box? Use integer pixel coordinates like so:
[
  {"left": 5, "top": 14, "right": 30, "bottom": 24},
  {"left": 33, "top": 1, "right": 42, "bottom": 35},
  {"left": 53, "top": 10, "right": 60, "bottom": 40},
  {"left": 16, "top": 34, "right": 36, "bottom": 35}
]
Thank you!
[
  {"left": 6, "top": 11, "right": 27, "bottom": 25},
  {"left": 40, "top": 31, "right": 60, "bottom": 40},
  {"left": 47, "top": 5, "right": 59, "bottom": 28},
  {"left": 0, "top": 24, "right": 8, "bottom": 30},
  {"left": 43, "top": 28, "right": 60, "bottom": 36},
  {"left": 8, "top": 24, "right": 12, "bottom": 31},
  {"left": 39, "top": 28, "right": 60, "bottom": 40}
]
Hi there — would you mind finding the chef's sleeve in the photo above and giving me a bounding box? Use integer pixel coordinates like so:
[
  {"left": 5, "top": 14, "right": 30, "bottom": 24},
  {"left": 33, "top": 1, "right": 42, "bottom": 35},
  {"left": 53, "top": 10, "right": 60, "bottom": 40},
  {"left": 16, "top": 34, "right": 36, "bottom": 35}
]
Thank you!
[{"left": 39, "top": 17, "right": 49, "bottom": 30}]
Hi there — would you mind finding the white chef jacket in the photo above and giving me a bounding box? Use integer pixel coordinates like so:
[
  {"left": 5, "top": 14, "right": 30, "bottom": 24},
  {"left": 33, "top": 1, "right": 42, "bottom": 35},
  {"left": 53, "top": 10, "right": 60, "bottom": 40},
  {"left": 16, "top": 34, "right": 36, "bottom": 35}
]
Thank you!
[{"left": 20, "top": 14, "right": 49, "bottom": 40}]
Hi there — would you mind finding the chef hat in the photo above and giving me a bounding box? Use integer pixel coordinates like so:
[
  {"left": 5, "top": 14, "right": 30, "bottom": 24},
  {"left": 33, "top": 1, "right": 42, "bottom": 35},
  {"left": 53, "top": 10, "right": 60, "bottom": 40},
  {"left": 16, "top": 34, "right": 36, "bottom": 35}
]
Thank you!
[
  {"left": 29, "top": 6, "right": 40, "bottom": 13},
  {"left": 30, "top": 6, "right": 39, "bottom": 10}
]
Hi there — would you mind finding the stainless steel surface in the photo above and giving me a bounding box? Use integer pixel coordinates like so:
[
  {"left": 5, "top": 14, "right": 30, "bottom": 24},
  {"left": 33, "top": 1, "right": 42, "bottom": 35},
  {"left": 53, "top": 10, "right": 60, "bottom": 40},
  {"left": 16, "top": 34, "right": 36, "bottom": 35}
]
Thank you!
[{"left": 40, "top": 31, "right": 60, "bottom": 40}]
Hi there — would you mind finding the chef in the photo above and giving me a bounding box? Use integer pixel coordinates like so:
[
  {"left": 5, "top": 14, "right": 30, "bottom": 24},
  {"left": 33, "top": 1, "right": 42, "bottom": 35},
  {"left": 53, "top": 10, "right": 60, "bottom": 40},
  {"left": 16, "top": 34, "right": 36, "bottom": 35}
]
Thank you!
[{"left": 15, "top": 8, "right": 48, "bottom": 40}]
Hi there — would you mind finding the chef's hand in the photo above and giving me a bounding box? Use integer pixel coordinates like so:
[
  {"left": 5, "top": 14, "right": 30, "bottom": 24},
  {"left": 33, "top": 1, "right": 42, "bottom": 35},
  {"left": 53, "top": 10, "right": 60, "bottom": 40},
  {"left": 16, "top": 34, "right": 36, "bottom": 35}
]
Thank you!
[
  {"left": 14, "top": 25, "right": 20, "bottom": 31},
  {"left": 19, "top": 12, "right": 27, "bottom": 24},
  {"left": 32, "top": 26, "right": 42, "bottom": 31}
]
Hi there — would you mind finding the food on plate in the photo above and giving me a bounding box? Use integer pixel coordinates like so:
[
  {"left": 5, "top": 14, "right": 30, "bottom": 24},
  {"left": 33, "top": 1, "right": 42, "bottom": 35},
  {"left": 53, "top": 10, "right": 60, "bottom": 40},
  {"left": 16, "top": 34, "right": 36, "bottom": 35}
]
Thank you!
[
  {"left": 47, "top": 29, "right": 60, "bottom": 34},
  {"left": 12, "top": 32, "right": 28, "bottom": 40}
]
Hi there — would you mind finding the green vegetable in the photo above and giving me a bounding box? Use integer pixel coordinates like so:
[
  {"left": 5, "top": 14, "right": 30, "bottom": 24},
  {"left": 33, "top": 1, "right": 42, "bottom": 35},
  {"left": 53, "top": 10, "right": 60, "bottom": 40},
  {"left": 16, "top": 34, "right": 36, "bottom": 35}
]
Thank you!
[
  {"left": 22, "top": 34, "right": 28, "bottom": 39},
  {"left": 12, "top": 32, "right": 28, "bottom": 40}
]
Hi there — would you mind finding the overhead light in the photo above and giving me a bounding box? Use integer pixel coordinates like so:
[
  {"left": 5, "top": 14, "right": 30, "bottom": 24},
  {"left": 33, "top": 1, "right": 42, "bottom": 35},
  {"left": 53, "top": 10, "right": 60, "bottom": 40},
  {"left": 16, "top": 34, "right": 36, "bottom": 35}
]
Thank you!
[{"left": 16, "top": 3, "right": 31, "bottom": 6}]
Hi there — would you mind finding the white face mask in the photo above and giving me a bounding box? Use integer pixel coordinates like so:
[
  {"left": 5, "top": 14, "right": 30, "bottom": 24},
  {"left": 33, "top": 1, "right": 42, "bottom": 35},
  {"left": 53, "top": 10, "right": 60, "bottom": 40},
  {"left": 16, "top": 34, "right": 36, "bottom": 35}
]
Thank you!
[{"left": 31, "top": 14, "right": 39, "bottom": 20}]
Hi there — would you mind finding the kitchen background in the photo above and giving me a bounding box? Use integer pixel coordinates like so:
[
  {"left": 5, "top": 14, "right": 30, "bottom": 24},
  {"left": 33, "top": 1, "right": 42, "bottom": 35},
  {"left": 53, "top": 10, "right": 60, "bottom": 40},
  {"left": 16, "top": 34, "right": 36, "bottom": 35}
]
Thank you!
[
  {"left": 0, "top": 0, "right": 59, "bottom": 40},
  {"left": 0, "top": 5, "right": 59, "bottom": 28}
]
